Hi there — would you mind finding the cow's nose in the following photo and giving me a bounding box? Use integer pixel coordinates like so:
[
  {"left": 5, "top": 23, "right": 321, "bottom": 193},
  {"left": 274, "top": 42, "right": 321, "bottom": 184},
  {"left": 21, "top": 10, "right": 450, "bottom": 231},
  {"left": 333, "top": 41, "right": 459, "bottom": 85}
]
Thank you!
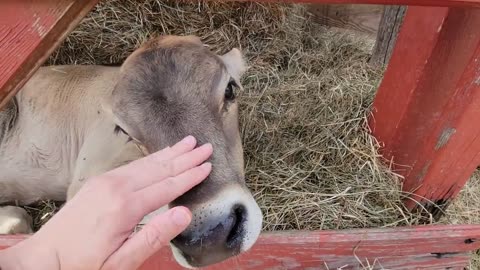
[{"left": 171, "top": 204, "right": 247, "bottom": 267}]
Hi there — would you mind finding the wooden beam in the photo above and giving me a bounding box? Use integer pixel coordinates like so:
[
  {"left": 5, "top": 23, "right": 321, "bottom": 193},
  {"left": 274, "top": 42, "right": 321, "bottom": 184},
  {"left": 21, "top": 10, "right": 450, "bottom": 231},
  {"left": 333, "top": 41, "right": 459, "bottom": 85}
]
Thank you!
[
  {"left": 307, "top": 4, "right": 383, "bottom": 37},
  {"left": 369, "top": 5, "right": 406, "bottom": 66},
  {"left": 2, "top": 225, "right": 480, "bottom": 269},
  {"left": 0, "top": 0, "right": 98, "bottom": 109},
  {"left": 370, "top": 6, "right": 480, "bottom": 216}
]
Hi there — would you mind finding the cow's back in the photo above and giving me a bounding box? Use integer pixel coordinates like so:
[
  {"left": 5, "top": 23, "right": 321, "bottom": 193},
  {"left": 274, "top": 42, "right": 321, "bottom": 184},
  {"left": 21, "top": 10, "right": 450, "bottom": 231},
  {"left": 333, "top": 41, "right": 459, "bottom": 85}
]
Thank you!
[{"left": 0, "top": 65, "right": 120, "bottom": 204}]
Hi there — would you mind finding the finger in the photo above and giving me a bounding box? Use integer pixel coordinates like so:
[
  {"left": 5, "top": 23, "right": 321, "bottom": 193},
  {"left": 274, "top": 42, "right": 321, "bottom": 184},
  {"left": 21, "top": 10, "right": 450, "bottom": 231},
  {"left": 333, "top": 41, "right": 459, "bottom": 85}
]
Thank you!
[
  {"left": 102, "top": 207, "right": 192, "bottom": 270},
  {"left": 148, "top": 135, "right": 197, "bottom": 164},
  {"left": 100, "top": 135, "right": 196, "bottom": 189},
  {"left": 107, "top": 142, "right": 213, "bottom": 191},
  {"left": 133, "top": 162, "right": 212, "bottom": 216}
]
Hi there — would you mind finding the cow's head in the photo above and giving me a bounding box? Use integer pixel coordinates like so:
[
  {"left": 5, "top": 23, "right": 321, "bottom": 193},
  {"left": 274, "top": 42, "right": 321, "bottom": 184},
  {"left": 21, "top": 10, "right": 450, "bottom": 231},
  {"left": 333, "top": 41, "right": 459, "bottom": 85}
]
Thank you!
[{"left": 111, "top": 35, "right": 262, "bottom": 268}]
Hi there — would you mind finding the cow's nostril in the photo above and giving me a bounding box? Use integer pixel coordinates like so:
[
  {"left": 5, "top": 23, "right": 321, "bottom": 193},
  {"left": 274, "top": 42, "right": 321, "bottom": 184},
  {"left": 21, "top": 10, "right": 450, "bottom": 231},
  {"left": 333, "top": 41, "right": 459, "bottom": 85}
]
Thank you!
[{"left": 226, "top": 204, "right": 246, "bottom": 249}]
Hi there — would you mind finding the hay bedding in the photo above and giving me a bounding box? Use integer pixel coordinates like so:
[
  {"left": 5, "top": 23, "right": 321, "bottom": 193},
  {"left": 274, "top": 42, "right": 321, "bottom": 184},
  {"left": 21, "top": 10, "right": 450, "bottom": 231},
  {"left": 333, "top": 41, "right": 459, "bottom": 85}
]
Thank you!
[{"left": 27, "top": 0, "right": 480, "bottom": 249}]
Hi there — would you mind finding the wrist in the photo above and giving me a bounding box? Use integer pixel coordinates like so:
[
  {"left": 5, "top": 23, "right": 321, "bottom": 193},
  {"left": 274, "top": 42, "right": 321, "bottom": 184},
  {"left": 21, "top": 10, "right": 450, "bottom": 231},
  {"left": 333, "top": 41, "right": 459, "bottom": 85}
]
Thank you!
[
  {"left": 0, "top": 238, "right": 59, "bottom": 270},
  {"left": 0, "top": 246, "right": 25, "bottom": 270}
]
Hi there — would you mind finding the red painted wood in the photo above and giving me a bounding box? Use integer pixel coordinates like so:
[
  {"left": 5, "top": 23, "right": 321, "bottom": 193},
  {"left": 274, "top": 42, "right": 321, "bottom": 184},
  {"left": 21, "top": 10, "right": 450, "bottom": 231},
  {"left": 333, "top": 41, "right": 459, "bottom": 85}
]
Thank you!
[
  {"left": 255, "top": 0, "right": 480, "bottom": 7},
  {"left": 0, "top": 0, "right": 98, "bottom": 109},
  {"left": 1, "top": 225, "right": 479, "bottom": 269},
  {"left": 370, "top": 6, "right": 480, "bottom": 213},
  {"left": 142, "top": 252, "right": 470, "bottom": 269}
]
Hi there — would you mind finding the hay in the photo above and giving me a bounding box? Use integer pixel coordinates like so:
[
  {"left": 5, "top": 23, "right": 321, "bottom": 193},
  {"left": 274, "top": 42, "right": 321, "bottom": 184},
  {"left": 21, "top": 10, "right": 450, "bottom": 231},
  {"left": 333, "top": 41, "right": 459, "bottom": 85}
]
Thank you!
[
  {"left": 37, "top": 0, "right": 479, "bottom": 238},
  {"left": 441, "top": 172, "right": 480, "bottom": 269}
]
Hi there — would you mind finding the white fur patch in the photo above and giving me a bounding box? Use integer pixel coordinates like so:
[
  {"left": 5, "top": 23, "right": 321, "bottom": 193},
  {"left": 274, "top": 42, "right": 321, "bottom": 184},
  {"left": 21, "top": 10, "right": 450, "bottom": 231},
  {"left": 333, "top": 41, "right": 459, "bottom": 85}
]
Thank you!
[{"left": 0, "top": 207, "right": 33, "bottom": 234}]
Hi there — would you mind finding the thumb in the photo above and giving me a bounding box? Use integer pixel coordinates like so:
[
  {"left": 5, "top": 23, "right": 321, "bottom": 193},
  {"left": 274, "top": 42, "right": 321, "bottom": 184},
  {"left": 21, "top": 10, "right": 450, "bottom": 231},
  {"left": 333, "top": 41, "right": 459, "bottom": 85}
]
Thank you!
[{"left": 103, "top": 207, "right": 191, "bottom": 270}]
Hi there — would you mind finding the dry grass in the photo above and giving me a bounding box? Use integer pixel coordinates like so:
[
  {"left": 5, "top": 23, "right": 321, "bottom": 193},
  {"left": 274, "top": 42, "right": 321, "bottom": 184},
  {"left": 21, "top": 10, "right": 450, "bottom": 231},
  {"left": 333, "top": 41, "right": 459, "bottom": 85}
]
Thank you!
[
  {"left": 441, "top": 172, "right": 480, "bottom": 269},
  {"left": 25, "top": 0, "right": 480, "bottom": 266}
]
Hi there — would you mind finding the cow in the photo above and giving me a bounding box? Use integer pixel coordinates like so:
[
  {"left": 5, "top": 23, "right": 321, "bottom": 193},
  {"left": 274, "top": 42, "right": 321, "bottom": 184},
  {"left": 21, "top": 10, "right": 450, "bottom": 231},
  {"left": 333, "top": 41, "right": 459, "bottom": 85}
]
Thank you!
[{"left": 0, "top": 35, "right": 263, "bottom": 268}]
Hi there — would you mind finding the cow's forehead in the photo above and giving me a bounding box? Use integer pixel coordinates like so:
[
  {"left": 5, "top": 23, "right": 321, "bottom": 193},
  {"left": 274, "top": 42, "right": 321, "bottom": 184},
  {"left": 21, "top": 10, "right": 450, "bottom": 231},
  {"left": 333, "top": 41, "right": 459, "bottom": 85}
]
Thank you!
[
  {"left": 121, "top": 35, "right": 226, "bottom": 79},
  {"left": 142, "top": 35, "right": 203, "bottom": 49},
  {"left": 123, "top": 35, "right": 204, "bottom": 66}
]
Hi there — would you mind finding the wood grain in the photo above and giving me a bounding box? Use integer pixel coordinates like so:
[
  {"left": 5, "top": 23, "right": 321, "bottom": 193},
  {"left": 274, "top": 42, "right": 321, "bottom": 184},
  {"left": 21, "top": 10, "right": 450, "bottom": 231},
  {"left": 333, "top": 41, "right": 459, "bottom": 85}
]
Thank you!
[
  {"left": 370, "top": 6, "right": 480, "bottom": 216},
  {"left": 307, "top": 4, "right": 383, "bottom": 36},
  {"left": 369, "top": 5, "right": 406, "bottom": 66},
  {"left": 0, "top": 0, "right": 98, "bottom": 109},
  {"left": 1, "top": 225, "right": 479, "bottom": 269}
]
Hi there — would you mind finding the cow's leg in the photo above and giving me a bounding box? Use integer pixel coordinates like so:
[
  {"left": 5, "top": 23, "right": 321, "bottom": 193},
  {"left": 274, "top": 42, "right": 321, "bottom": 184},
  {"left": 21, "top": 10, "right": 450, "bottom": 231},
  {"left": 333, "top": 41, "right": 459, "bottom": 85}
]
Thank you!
[{"left": 0, "top": 206, "right": 33, "bottom": 234}]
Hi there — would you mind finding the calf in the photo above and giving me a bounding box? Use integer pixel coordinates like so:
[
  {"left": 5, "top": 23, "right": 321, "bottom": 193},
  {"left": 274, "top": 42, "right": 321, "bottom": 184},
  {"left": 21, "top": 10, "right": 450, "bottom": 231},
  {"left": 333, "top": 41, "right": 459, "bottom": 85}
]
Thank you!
[{"left": 0, "top": 35, "right": 262, "bottom": 268}]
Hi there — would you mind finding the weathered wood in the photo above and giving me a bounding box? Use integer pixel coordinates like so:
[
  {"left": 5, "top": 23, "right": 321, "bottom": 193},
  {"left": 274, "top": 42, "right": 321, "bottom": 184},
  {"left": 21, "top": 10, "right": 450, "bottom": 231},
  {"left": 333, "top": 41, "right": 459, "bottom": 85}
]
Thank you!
[
  {"left": 369, "top": 6, "right": 480, "bottom": 217},
  {"left": 369, "top": 6, "right": 406, "bottom": 66},
  {"left": 256, "top": 0, "right": 480, "bottom": 8},
  {"left": 307, "top": 4, "right": 383, "bottom": 37},
  {"left": 2, "top": 225, "right": 480, "bottom": 269},
  {"left": 0, "top": 0, "right": 98, "bottom": 109}
]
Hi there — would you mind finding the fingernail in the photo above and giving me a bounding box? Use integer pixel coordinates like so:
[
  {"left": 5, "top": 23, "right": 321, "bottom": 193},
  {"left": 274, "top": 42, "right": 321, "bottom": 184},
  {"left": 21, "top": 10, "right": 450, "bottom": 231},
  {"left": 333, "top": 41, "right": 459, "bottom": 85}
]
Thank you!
[
  {"left": 201, "top": 162, "right": 212, "bottom": 170},
  {"left": 172, "top": 208, "right": 191, "bottom": 226},
  {"left": 182, "top": 135, "right": 195, "bottom": 145},
  {"left": 202, "top": 143, "right": 213, "bottom": 150}
]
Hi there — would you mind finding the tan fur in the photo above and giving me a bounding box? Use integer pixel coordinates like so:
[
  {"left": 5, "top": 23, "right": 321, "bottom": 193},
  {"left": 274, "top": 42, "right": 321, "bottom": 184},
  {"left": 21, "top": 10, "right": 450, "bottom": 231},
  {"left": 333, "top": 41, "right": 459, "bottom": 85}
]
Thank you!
[{"left": 0, "top": 36, "right": 262, "bottom": 268}]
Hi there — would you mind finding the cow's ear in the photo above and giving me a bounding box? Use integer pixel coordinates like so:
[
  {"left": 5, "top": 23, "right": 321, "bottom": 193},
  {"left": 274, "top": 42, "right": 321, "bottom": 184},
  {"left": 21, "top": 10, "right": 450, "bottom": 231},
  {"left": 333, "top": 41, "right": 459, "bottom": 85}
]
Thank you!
[{"left": 220, "top": 48, "right": 247, "bottom": 82}]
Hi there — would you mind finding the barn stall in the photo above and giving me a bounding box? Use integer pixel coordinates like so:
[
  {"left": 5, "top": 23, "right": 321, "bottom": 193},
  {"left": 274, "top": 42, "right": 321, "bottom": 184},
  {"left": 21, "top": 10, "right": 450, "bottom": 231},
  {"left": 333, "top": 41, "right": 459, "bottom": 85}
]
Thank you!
[{"left": 1, "top": 0, "right": 480, "bottom": 269}]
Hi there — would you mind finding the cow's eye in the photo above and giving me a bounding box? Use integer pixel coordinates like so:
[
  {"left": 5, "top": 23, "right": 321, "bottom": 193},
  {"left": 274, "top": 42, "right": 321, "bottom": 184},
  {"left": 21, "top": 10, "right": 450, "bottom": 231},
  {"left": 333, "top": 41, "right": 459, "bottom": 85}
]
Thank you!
[
  {"left": 114, "top": 125, "right": 128, "bottom": 136},
  {"left": 225, "top": 80, "right": 237, "bottom": 101},
  {"left": 114, "top": 125, "right": 134, "bottom": 142}
]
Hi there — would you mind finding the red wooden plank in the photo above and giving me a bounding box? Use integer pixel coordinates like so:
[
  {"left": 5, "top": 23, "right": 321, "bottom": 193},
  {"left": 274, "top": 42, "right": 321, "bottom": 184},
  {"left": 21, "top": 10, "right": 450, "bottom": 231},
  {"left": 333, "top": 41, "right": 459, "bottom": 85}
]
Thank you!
[
  {"left": 143, "top": 252, "right": 471, "bottom": 269},
  {"left": 256, "top": 0, "right": 480, "bottom": 7},
  {"left": 369, "top": 6, "right": 480, "bottom": 215},
  {"left": 1, "top": 225, "right": 479, "bottom": 269},
  {"left": 0, "top": 0, "right": 98, "bottom": 109}
]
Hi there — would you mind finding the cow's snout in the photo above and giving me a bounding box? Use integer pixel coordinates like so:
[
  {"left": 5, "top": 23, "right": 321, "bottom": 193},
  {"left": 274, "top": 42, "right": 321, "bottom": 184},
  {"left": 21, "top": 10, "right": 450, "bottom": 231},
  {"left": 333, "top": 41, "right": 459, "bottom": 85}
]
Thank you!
[
  {"left": 171, "top": 204, "right": 247, "bottom": 266},
  {"left": 170, "top": 188, "right": 262, "bottom": 268},
  {"left": 225, "top": 204, "right": 247, "bottom": 248}
]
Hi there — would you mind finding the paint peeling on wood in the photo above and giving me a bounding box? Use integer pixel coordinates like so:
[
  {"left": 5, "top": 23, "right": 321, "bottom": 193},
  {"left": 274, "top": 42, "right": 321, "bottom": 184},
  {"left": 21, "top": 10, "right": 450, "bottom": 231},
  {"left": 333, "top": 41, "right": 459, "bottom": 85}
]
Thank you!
[
  {"left": 0, "top": 0, "right": 99, "bottom": 109},
  {"left": 435, "top": 127, "right": 456, "bottom": 150},
  {"left": 416, "top": 161, "right": 431, "bottom": 183},
  {"left": 32, "top": 15, "right": 48, "bottom": 38}
]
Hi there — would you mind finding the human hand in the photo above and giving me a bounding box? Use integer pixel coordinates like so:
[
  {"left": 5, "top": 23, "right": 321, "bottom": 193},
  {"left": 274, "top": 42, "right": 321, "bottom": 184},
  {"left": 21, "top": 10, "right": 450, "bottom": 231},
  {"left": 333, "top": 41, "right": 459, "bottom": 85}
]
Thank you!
[{"left": 0, "top": 135, "right": 213, "bottom": 270}]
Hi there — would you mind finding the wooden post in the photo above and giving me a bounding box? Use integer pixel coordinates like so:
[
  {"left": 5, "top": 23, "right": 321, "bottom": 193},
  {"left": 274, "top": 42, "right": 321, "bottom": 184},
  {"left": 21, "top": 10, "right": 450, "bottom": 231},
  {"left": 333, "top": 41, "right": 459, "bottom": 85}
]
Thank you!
[
  {"left": 370, "top": 6, "right": 480, "bottom": 217},
  {"left": 369, "top": 5, "right": 406, "bottom": 66},
  {"left": 307, "top": 4, "right": 383, "bottom": 37},
  {"left": 0, "top": 0, "right": 98, "bottom": 109}
]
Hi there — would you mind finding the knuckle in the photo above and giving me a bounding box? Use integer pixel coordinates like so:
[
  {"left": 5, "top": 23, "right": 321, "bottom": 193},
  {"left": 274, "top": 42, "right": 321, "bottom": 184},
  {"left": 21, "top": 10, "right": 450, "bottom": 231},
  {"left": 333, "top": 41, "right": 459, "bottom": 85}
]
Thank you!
[
  {"left": 163, "top": 177, "right": 179, "bottom": 191},
  {"left": 100, "top": 181, "right": 128, "bottom": 210},
  {"left": 150, "top": 147, "right": 171, "bottom": 163},
  {"left": 160, "top": 161, "right": 176, "bottom": 177},
  {"left": 145, "top": 224, "right": 168, "bottom": 250}
]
